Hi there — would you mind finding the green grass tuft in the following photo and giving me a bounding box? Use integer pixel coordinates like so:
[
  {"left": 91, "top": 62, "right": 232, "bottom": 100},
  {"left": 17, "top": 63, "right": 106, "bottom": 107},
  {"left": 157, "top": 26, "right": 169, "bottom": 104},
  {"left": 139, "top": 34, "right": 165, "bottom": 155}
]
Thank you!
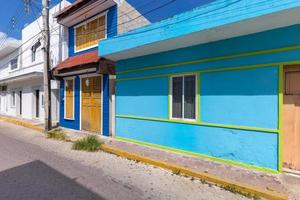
[
  {"left": 72, "top": 136, "right": 104, "bottom": 152},
  {"left": 47, "top": 128, "right": 68, "bottom": 141}
]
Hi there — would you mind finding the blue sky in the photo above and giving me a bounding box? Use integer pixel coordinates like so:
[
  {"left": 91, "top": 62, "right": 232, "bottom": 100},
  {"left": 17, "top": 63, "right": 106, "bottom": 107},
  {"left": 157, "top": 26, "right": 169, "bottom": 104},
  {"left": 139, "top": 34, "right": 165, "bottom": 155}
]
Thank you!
[
  {"left": 1, "top": 0, "right": 213, "bottom": 41},
  {"left": 0, "top": 0, "right": 75, "bottom": 40}
]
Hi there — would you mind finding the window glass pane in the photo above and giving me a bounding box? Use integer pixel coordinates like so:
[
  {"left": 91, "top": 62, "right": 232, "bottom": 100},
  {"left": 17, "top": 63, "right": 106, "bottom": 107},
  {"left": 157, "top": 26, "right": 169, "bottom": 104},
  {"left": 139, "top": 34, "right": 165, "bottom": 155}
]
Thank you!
[
  {"left": 10, "top": 58, "right": 18, "bottom": 70},
  {"left": 184, "top": 75, "right": 196, "bottom": 119},
  {"left": 172, "top": 77, "right": 183, "bottom": 118}
]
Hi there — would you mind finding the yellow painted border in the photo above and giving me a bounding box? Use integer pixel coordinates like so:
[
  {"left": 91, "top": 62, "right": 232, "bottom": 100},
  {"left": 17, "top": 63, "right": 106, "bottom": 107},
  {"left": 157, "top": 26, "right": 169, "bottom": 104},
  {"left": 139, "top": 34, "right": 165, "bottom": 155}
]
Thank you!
[
  {"left": 0, "top": 117, "right": 44, "bottom": 133},
  {"left": 116, "top": 136, "right": 279, "bottom": 174},
  {"left": 117, "top": 45, "right": 300, "bottom": 75},
  {"left": 117, "top": 60, "right": 300, "bottom": 82},
  {"left": 116, "top": 114, "right": 279, "bottom": 134}
]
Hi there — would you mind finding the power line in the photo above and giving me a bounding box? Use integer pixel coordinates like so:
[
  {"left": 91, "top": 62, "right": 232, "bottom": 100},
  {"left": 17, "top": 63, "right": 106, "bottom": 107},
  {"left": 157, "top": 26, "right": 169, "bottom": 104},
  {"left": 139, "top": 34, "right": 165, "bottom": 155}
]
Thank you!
[
  {"left": 0, "top": 0, "right": 179, "bottom": 69},
  {"left": 0, "top": 6, "right": 26, "bottom": 48}
]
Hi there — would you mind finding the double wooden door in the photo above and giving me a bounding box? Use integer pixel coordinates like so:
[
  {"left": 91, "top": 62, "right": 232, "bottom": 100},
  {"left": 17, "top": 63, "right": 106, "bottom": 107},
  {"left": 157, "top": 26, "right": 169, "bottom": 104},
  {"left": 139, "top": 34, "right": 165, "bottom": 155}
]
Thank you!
[
  {"left": 283, "top": 67, "right": 300, "bottom": 171},
  {"left": 81, "top": 76, "right": 102, "bottom": 133}
]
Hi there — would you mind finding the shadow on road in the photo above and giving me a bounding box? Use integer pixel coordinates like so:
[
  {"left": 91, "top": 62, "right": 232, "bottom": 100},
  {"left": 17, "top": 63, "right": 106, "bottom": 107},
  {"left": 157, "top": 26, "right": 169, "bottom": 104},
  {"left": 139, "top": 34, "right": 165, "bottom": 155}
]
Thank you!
[{"left": 0, "top": 160, "right": 105, "bottom": 200}]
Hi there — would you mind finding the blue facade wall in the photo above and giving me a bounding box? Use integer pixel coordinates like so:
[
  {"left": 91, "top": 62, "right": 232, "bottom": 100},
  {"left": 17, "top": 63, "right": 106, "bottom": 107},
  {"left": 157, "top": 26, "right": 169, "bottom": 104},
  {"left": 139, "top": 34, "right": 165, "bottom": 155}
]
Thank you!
[
  {"left": 114, "top": 25, "right": 300, "bottom": 171},
  {"left": 68, "top": 5, "right": 117, "bottom": 57},
  {"left": 59, "top": 5, "right": 116, "bottom": 135},
  {"left": 59, "top": 74, "right": 110, "bottom": 135},
  {"left": 102, "top": 74, "right": 110, "bottom": 136}
]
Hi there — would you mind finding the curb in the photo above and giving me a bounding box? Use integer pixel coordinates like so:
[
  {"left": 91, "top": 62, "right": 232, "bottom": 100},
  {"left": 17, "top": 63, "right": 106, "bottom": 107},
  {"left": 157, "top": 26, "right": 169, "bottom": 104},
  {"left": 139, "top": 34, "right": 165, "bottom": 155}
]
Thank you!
[
  {"left": 101, "top": 145, "right": 288, "bottom": 200},
  {"left": 0, "top": 117, "right": 288, "bottom": 200},
  {"left": 0, "top": 117, "right": 44, "bottom": 133}
]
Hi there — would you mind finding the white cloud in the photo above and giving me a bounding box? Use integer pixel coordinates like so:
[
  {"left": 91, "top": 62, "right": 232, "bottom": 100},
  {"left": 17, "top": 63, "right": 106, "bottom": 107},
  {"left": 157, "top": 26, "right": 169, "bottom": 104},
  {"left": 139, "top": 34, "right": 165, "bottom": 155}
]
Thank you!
[
  {"left": 0, "top": 32, "right": 17, "bottom": 46},
  {"left": 0, "top": 32, "right": 20, "bottom": 50}
]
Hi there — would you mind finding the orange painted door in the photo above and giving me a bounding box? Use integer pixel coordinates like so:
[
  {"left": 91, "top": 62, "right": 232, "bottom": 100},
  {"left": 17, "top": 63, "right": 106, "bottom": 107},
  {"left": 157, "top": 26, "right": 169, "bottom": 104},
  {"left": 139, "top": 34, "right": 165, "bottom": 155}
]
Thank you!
[
  {"left": 283, "top": 68, "right": 300, "bottom": 171},
  {"left": 81, "top": 76, "right": 102, "bottom": 133}
]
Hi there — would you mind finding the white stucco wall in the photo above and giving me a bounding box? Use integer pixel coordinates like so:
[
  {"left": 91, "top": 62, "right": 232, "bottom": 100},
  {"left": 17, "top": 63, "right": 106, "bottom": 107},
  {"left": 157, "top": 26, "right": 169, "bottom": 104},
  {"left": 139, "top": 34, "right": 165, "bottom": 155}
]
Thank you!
[
  {"left": 0, "top": 1, "right": 70, "bottom": 122},
  {"left": 21, "top": 0, "right": 69, "bottom": 70}
]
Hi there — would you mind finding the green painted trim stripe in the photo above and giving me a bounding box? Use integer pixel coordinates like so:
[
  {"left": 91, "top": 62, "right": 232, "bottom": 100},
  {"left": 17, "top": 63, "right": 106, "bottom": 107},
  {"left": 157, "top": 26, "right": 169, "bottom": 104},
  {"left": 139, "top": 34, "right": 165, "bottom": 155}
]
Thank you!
[
  {"left": 116, "top": 61, "right": 300, "bottom": 82},
  {"left": 116, "top": 136, "right": 279, "bottom": 174},
  {"left": 278, "top": 65, "right": 284, "bottom": 172},
  {"left": 116, "top": 114, "right": 279, "bottom": 134},
  {"left": 117, "top": 45, "right": 300, "bottom": 75}
]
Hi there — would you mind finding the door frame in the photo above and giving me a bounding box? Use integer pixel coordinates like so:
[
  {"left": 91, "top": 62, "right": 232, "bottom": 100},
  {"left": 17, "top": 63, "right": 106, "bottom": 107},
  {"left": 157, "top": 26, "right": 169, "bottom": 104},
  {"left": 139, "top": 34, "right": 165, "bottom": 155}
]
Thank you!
[{"left": 79, "top": 74, "right": 103, "bottom": 134}]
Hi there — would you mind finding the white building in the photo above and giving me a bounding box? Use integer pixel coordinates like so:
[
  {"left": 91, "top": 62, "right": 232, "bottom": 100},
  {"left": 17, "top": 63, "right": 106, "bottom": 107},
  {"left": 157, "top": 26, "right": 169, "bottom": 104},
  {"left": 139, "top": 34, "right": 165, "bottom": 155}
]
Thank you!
[{"left": 0, "top": 1, "right": 70, "bottom": 122}]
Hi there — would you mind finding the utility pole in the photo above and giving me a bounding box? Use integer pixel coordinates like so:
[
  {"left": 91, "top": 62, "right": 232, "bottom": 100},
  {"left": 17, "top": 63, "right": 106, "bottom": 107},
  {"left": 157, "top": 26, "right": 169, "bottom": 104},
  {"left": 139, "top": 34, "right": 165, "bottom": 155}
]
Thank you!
[{"left": 42, "top": 0, "right": 52, "bottom": 132}]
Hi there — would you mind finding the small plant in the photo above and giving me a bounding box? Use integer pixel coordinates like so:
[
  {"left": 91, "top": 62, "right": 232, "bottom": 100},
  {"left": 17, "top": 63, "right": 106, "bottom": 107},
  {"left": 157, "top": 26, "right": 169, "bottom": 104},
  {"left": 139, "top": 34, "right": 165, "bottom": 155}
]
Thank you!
[
  {"left": 72, "top": 136, "right": 104, "bottom": 152},
  {"left": 47, "top": 128, "right": 68, "bottom": 141}
]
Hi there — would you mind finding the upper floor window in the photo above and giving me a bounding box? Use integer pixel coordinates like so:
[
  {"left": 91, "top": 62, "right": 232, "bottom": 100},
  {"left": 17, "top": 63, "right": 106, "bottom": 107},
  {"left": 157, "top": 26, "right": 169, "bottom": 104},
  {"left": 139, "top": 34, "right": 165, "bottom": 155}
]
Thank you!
[
  {"left": 31, "top": 40, "right": 41, "bottom": 62},
  {"left": 75, "top": 13, "right": 107, "bottom": 52},
  {"left": 10, "top": 58, "right": 18, "bottom": 71}
]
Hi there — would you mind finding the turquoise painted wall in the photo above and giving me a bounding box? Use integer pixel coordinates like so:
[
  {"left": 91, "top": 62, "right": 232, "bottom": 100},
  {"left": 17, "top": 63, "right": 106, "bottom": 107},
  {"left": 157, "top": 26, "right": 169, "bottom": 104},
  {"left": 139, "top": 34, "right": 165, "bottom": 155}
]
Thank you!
[
  {"left": 117, "top": 77, "right": 168, "bottom": 118},
  {"left": 100, "top": 0, "right": 300, "bottom": 56},
  {"left": 114, "top": 25, "right": 300, "bottom": 171},
  {"left": 200, "top": 67, "right": 278, "bottom": 129},
  {"left": 117, "top": 24, "right": 300, "bottom": 78},
  {"left": 117, "top": 118, "right": 278, "bottom": 170}
]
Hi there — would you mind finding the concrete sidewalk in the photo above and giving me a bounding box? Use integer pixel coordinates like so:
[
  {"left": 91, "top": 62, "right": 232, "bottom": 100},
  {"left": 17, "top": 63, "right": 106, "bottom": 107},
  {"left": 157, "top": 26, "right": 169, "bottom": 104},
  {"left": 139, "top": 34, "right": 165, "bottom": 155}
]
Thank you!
[
  {"left": 64, "top": 129, "right": 293, "bottom": 200},
  {"left": 0, "top": 115, "right": 299, "bottom": 200}
]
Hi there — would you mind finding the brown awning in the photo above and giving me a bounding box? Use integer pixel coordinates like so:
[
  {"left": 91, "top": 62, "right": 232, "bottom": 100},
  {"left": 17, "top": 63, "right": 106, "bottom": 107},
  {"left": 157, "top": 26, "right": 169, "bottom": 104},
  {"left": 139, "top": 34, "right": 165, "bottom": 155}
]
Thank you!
[
  {"left": 52, "top": 50, "right": 115, "bottom": 76},
  {"left": 55, "top": 0, "right": 95, "bottom": 20}
]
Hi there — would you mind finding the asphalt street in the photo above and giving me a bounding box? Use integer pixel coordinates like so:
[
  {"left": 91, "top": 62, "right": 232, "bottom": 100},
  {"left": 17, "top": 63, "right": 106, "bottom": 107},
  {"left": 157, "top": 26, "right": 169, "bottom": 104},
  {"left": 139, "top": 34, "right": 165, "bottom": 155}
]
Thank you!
[{"left": 0, "top": 121, "right": 248, "bottom": 200}]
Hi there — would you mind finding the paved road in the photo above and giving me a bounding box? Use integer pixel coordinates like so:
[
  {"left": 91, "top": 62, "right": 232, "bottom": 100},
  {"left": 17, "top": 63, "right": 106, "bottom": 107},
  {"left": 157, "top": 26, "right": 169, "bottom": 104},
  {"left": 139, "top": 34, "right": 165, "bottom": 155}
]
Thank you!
[{"left": 0, "top": 121, "right": 248, "bottom": 200}]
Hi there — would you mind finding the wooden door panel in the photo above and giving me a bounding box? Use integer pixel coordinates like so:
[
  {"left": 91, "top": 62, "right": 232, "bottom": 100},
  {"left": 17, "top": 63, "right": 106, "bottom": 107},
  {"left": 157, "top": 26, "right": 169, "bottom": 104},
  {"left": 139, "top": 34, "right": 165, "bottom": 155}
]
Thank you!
[{"left": 81, "top": 76, "right": 102, "bottom": 133}]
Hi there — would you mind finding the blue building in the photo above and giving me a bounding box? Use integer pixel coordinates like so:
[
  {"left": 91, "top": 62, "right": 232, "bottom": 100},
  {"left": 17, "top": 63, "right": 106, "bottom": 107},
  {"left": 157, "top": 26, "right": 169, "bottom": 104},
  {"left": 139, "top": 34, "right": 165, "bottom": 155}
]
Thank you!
[
  {"left": 99, "top": 0, "right": 300, "bottom": 173},
  {"left": 52, "top": 0, "right": 119, "bottom": 136},
  {"left": 52, "top": 0, "right": 200, "bottom": 136}
]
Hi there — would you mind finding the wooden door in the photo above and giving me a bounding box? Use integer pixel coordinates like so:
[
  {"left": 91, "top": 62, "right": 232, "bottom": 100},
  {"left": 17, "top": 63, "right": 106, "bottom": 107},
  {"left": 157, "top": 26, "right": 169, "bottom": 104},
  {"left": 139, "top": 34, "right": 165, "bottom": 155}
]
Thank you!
[
  {"left": 81, "top": 76, "right": 102, "bottom": 133},
  {"left": 283, "top": 67, "right": 300, "bottom": 171},
  {"left": 65, "top": 80, "right": 74, "bottom": 119}
]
